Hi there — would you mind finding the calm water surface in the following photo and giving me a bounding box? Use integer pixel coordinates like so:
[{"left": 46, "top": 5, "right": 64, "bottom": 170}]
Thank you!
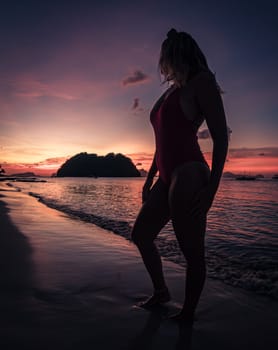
[{"left": 9, "top": 177, "right": 278, "bottom": 299}]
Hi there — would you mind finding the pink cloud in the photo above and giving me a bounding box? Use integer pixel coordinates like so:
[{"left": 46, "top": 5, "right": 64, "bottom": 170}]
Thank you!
[
  {"left": 2, "top": 156, "right": 69, "bottom": 175},
  {"left": 228, "top": 147, "right": 278, "bottom": 158},
  {"left": 8, "top": 74, "right": 120, "bottom": 103},
  {"left": 122, "top": 69, "right": 150, "bottom": 86},
  {"left": 132, "top": 98, "right": 140, "bottom": 110},
  {"left": 224, "top": 156, "right": 278, "bottom": 175},
  {"left": 126, "top": 152, "right": 154, "bottom": 170},
  {"left": 197, "top": 127, "right": 232, "bottom": 140},
  {"left": 11, "top": 76, "right": 76, "bottom": 100},
  {"left": 197, "top": 129, "right": 211, "bottom": 139}
]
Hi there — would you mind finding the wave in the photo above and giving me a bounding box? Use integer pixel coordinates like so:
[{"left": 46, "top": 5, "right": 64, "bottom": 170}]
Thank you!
[{"left": 28, "top": 191, "right": 132, "bottom": 239}]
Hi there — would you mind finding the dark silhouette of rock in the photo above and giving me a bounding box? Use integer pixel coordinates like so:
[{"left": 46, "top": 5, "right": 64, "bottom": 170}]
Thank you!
[
  {"left": 223, "top": 171, "right": 236, "bottom": 178},
  {"left": 0, "top": 164, "right": 5, "bottom": 176},
  {"left": 10, "top": 172, "right": 36, "bottom": 177},
  {"left": 56, "top": 152, "right": 141, "bottom": 177},
  {"left": 138, "top": 168, "right": 148, "bottom": 177}
]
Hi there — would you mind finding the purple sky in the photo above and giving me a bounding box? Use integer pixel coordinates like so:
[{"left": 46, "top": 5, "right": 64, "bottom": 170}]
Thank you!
[{"left": 0, "top": 0, "right": 277, "bottom": 173}]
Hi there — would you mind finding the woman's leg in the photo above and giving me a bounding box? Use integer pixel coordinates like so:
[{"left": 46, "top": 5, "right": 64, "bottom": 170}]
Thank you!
[
  {"left": 168, "top": 162, "right": 210, "bottom": 322},
  {"left": 131, "top": 177, "right": 170, "bottom": 302}
]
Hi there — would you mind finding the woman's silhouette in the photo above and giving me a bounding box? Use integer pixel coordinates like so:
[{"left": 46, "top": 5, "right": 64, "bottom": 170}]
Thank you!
[{"left": 131, "top": 28, "right": 228, "bottom": 325}]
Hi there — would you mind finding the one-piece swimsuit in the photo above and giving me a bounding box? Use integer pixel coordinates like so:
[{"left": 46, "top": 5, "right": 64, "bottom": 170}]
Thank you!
[{"left": 150, "top": 87, "right": 208, "bottom": 185}]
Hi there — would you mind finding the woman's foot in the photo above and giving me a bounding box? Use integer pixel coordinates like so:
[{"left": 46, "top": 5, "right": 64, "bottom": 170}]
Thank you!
[
  {"left": 167, "top": 310, "right": 194, "bottom": 326},
  {"left": 137, "top": 287, "right": 171, "bottom": 308}
]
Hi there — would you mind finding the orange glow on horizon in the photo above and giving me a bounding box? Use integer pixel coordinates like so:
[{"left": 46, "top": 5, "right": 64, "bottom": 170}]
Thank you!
[
  {"left": 223, "top": 156, "right": 278, "bottom": 175},
  {"left": 2, "top": 152, "right": 277, "bottom": 177}
]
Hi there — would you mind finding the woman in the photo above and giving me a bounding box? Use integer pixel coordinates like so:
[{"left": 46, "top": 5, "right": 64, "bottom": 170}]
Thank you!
[{"left": 131, "top": 28, "right": 228, "bottom": 324}]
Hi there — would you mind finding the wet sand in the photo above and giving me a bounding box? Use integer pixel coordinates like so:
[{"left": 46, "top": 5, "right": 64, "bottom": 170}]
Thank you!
[{"left": 0, "top": 184, "right": 277, "bottom": 349}]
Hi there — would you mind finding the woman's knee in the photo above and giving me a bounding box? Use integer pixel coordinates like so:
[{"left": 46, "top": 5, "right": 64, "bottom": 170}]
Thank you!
[
  {"left": 130, "top": 225, "right": 141, "bottom": 246},
  {"left": 130, "top": 214, "right": 151, "bottom": 246},
  {"left": 131, "top": 196, "right": 170, "bottom": 247},
  {"left": 130, "top": 225, "right": 152, "bottom": 247},
  {"left": 173, "top": 229, "right": 206, "bottom": 264}
]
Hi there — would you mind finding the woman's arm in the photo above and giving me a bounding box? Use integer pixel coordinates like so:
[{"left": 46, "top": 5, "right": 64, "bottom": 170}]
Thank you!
[
  {"left": 190, "top": 71, "right": 228, "bottom": 216},
  {"left": 142, "top": 151, "right": 158, "bottom": 203},
  {"left": 196, "top": 71, "right": 229, "bottom": 195},
  {"left": 146, "top": 151, "right": 158, "bottom": 181}
]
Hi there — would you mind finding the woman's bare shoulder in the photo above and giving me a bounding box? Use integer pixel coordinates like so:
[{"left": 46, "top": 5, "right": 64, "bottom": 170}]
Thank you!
[{"left": 180, "top": 71, "right": 216, "bottom": 97}]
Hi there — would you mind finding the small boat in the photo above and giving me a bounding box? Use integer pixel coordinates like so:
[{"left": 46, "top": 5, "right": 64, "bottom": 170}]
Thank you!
[
  {"left": 235, "top": 175, "right": 256, "bottom": 181},
  {"left": 272, "top": 174, "right": 278, "bottom": 180}
]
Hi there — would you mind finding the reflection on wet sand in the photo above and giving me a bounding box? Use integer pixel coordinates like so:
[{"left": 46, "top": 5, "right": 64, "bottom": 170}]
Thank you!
[
  {"left": 0, "top": 194, "right": 37, "bottom": 348},
  {"left": 128, "top": 305, "right": 193, "bottom": 350},
  {"left": 0, "top": 195, "right": 35, "bottom": 293}
]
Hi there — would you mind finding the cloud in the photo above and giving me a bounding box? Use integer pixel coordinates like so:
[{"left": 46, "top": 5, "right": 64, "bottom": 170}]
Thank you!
[
  {"left": 228, "top": 147, "right": 278, "bottom": 158},
  {"left": 36, "top": 156, "right": 70, "bottom": 167},
  {"left": 2, "top": 156, "right": 68, "bottom": 169},
  {"left": 126, "top": 152, "right": 154, "bottom": 169},
  {"left": 126, "top": 152, "right": 154, "bottom": 161},
  {"left": 132, "top": 98, "right": 140, "bottom": 110},
  {"left": 197, "top": 129, "right": 210, "bottom": 139},
  {"left": 227, "top": 126, "right": 232, "bottom": 140},
  {"left": 122, "top": 69, "right": 150, "bottom": 86},
  {"left": 131, "top": 97, "right": 145, "bottom": 115},
  {"left": 11, "top": 77, "right": 76, "bottom": 100},
  {"left": 197, "top": 126, "right": 232, "bottom": 140},
  {"left": 6, "top": 74, "right": 120, "bottom": 103},
  {"left": 2, "top": 156, "right": 70, "bottom": 175}
]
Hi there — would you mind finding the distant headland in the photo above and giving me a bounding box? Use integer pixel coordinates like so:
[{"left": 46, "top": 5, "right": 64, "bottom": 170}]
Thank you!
[{"left": 56, "top": 152, "right": 141, "bottom": 177}]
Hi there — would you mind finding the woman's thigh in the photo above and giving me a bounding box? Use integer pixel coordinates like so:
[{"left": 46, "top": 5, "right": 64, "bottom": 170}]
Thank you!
[
  {"left": 168, "top": 162, "right": 210, "bottom": 257},
  {"left": 131, "top": 177, "right": 170, "bottom": 245}
]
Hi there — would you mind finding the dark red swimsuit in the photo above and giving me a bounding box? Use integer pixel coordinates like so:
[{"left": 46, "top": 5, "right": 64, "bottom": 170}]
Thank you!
[{"left": 150, "top": 87, "right": 207, "bottom": 185}]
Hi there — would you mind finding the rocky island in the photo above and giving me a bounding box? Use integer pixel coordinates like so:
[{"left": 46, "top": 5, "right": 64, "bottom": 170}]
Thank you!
[{"left": 56, "top": 152, "right": 141, "bottom": 177}]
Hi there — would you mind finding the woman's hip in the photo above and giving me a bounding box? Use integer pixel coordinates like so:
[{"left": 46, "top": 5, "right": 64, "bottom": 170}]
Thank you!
[{"left": 170, "top": 161, "right": 210, "bottom": 189}]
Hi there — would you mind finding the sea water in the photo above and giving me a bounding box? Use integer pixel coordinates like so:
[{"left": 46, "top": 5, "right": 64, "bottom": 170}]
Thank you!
[{"left": 8, "top": 177, "right": 278, "bottom": 299}]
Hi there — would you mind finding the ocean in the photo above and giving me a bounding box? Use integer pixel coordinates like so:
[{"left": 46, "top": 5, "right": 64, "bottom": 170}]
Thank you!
[{"left": 7, "top": 177, "right": 278, "bottom": 300}]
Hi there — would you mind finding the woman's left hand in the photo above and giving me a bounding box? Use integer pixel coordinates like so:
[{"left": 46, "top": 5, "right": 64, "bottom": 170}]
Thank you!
[{"left": 190, "top": 185, "right": 215, "bottom": 218}]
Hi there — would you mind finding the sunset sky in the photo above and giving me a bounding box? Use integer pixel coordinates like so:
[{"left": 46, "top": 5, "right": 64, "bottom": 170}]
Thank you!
[{"left": 1, "top": 0, "right": 277, "bottom": 176}]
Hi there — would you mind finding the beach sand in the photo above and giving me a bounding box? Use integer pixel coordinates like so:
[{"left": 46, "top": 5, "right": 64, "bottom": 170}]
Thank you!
[{"left": 0, "top": 184, "right": 277, "bottom": 349}]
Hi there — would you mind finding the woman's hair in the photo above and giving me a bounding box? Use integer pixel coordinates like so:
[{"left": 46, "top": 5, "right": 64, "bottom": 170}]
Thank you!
[{"left": 158, "top": 28, "right": 222, "bottom": 90}]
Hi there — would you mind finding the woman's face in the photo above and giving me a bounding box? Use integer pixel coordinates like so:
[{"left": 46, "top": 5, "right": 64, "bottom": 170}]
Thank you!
[
  {"left": 161, "top": 60, "right": 171, "bottom": 75},
  {"left": 161, "top": 63, "right": 176, "bottom": 82},
  {"left": 163, "top": 62, "right": 190, "bottom": 87},
  {"left": 165, "top": 64, "right": 174, "bottom": 76},
  {"left": 166, "top": 66, "right": 182, "bottom": 87}
]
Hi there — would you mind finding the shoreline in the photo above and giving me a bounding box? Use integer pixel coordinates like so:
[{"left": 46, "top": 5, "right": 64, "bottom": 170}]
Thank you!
[{"left": 0, "top": 185, "right": 277, "bottom": 349}]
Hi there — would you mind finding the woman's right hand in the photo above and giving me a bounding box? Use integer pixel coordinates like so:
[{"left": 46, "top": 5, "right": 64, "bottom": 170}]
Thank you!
[{"left": 142, "top": 177, "right": 154, "bottom": 203}]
